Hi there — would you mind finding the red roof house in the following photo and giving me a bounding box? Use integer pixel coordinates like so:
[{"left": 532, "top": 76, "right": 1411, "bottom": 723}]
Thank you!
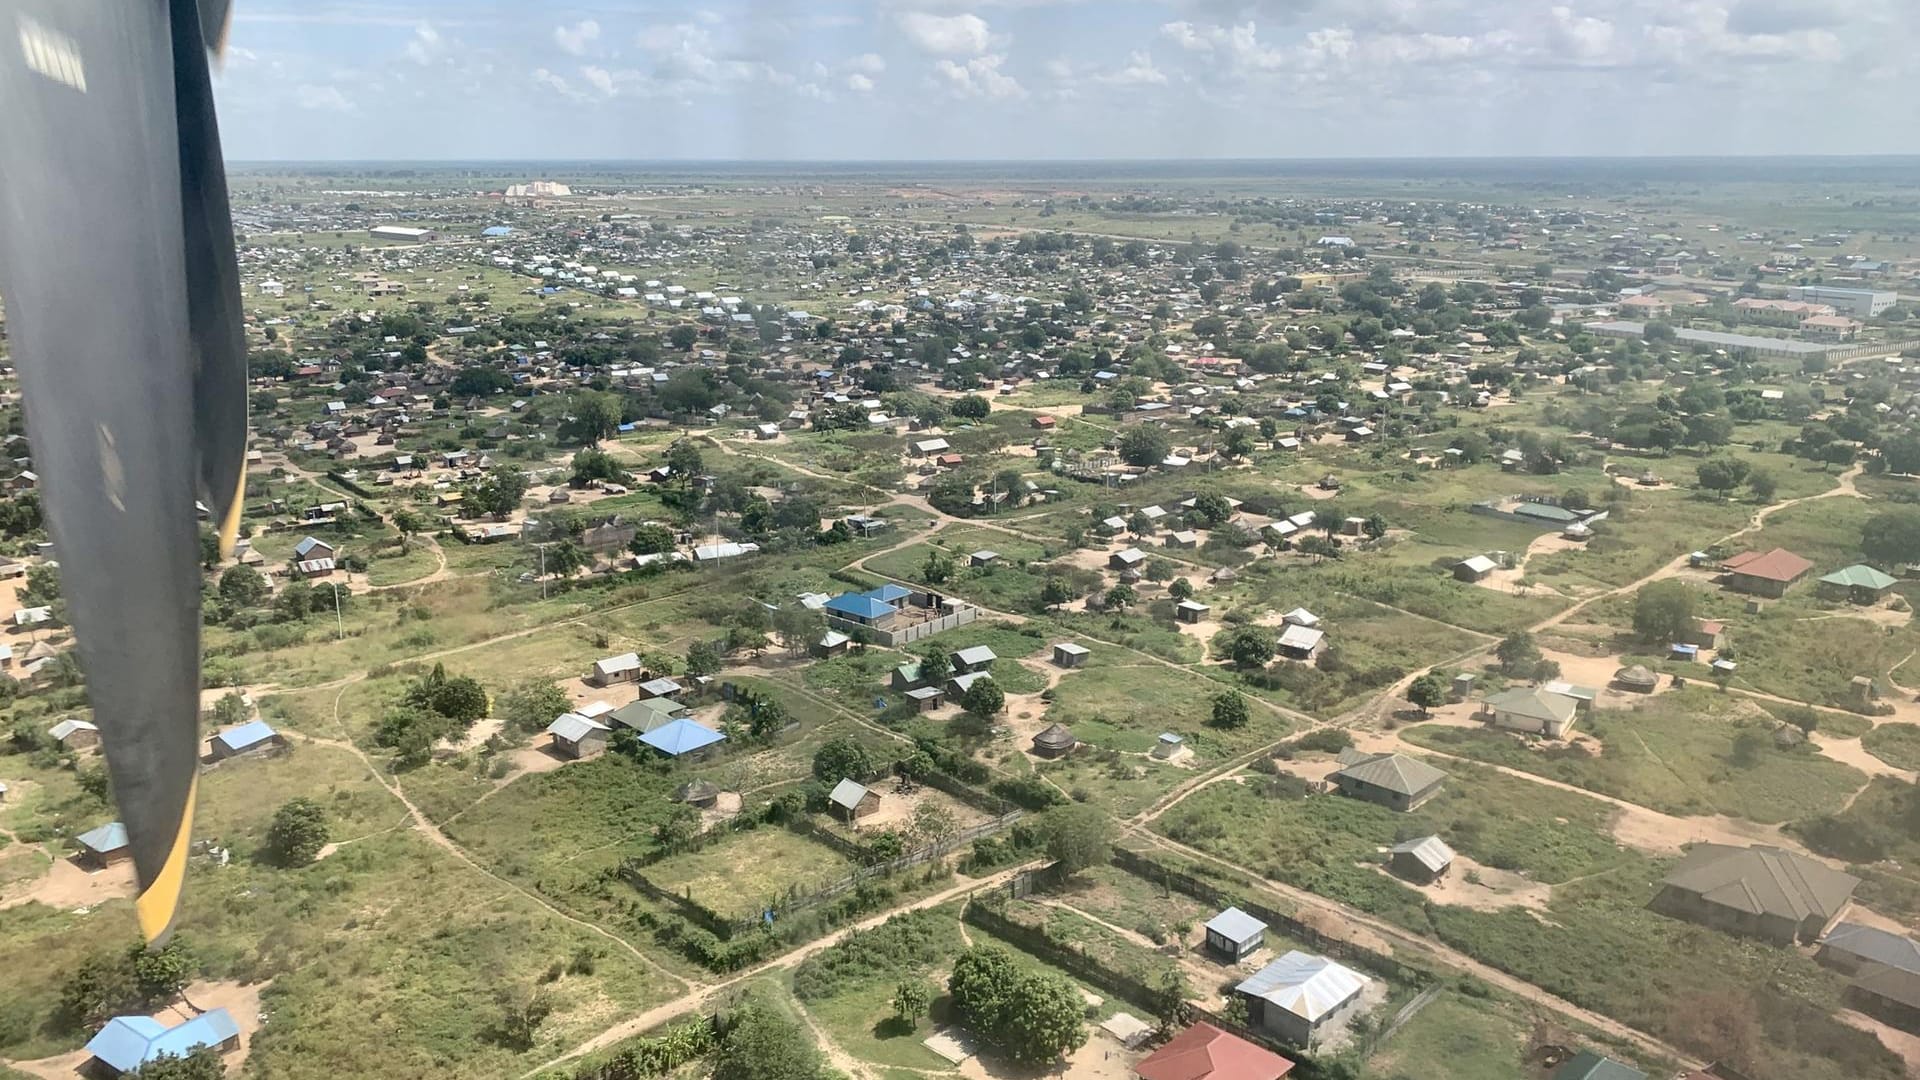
[
  {"left": 1135, "top": 1022, "right": 1294, "bottom": 1080},
  {"left": 1720, "top": 548, "right": 1814, "bottom": 598},
  {"left": 1032, "top": 415, "right": 1057, "bottom": 429}
]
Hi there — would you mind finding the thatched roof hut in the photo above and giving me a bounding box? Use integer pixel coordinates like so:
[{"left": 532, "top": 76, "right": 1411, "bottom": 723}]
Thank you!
[
  {"left": 1031, "top": 723, "right": 1077, "bottom": 758},
  {"left": 1613, "top": 665, "right": 1658, "bottom": 693}
]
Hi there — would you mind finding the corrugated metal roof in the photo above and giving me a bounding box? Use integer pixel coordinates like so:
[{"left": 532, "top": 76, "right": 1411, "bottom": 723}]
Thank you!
[
  {"left": 1236, "top": 951, "right": 1368, "bottom": 1022},
  {"left": 1205, "top": 906, "right": 1268, "bottom": 944}
]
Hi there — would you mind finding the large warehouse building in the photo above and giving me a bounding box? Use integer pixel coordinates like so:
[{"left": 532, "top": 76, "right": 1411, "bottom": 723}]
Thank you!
[
  {"left": 1786, "top": 286, "right": 1898, "bottom": 319},
  {"left": 367, "top": 225, "right": 436, "bottom": 243}
]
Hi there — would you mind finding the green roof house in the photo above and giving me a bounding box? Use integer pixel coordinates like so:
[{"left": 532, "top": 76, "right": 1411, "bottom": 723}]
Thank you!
[
  {"left": 1552, "top": 1051, "right": 1647, "bottom": 1080},
  {"left": 1818, "top": 564, "right": 1898, "bottom": 605}
]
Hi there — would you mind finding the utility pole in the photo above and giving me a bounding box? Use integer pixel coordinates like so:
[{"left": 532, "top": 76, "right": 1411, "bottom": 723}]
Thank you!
[{"left": 325, "top": 581, "right": 343, "bottom": 640}]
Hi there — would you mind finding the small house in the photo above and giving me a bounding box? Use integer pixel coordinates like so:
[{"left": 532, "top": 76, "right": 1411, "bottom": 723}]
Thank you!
[
  {"left": 1845, "top": 963, "right": 1920, "bottom": 1034},
  {"left": 638, "top": 718, "right": 725, "bottom": 760},
  {"left": 206, "top": 719, "right": 284, "bottom": 760},
  {"left": 969, "top": 550, "right": 1000, "bottom": 568},
  {"left": 1051, "top": 642, "right": 1090, "bottom": 668},
  {"left": 947, "top": 671, "right": 993, "bottom": 697},
  {"left": 890, "top": 662, "right": 927, "bottom": 692},
  {"left": 85, "top": 1008, "right": 241, "bottom": 1078},
  {"left": 951, "top": 645, "right": 998, "bottom": 674},
  {"left": 589, "top": 652, "right": 644, "bottom": 686},
  {"left": 49, "top": 717, "right": 101, "bottom": 749},
  {"left": 1165, "top": 530, "right": 1198, "bottom": 550},
  {"left": 609, "top": 696, "right": 689, "bottom": 733},
  {"left": 546, "top": 713, "right": 611, "bottom": 759},
  {"left": 812, "top": 630, "right": 852, "bottom": 659},
  {"left": 1133, "top": 1022, "right": 1295, "bottom": 1080},
  {"left": 1816, "top": 922, "right": 1920, "bottom": 977},
  {"left": 1389, "top": 836, "right": 1455, "bottom": 884},
  {"left": 1721, "top": 547, "right": 1813, "bottom": 597},
  {"left": 1552, "top": 1052, "right": 1648, "bottom": 1080},
  {"left": 1449, "top": 672, "right": 1476, "bottom": 701},
  {"left": 1683, "top": 619, "right": 1724, "bottom": 649},
  {"left": 673, "top": 779, "right": 721, "bottom": 808},
  {"left": 828, "top": 778, "right": 880, "bottom": 821},
  {"left": 1110, "top": 547, "right": 1146, "bottom": 571},
  {"left": 1484, "top": 687, "right": 1579, "bottom": 739},
  {"left": 1650, "top": 843, "right": 1858, "bottom": 945},
  {"left": 1031, "top": 723, "right": 1077, "bottom": 758},
  {"left": 75, "top": 821, "right": 131, "bottom": 869},
  {"left": 904, "top": 686, "right": 944, "bottom": 713},
  {"left": 1204, "top": 907, "right": 1268, "bottom": 962},
  {"left": 1234, "top": 951, "right": 1370, "bottom": 1048},
  {"left": 1453, "top": 555, "right": 1497, "bottom": 583},
  {"left": 1176, "top": 599, "right": 1211, "bottom": 624},
  {"left": 638, "top": 676, "right": 685, "bottom": 702},
  {"left": 1819, "top": 564, "right": 1898, "bottom": 605},
  {"left": 1276, "top": 624, "right": 1325, "bottom": 661},
  {"left": 1151, "top": 732, "right": 1187, "bottom": 760},
  {"left": 1329, "top": 750, "right": 1447, "bottom": 812}
]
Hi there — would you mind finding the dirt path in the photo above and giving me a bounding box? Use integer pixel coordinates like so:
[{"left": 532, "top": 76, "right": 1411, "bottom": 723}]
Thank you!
[
  {"left": 524, "top": 861, "right": 1042, "bottom": 1077},
  {"left": 318, "top": 678, "right": 690, "bottom": 989},
  {"left": 1130, "top": 829, "right": 1697, "bottom": 1069}
]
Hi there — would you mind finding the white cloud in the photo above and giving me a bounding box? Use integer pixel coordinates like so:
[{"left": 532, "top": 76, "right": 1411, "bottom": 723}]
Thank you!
[
  {"left": 897, "top": 12, "right": 994, "bottom": 55},
  {"left": 847, "top": 72, "right": 876, "bottom": 91},
  {"left": 553, "top": 20, "right": 600, "bottom": 56},
  {"left": 402, "top": 21, "right": 443, "bottom": 65},
  {"left": 932, "top": 53, "right": 1026, "bottom": 98},
  {"left": 1095, "top": 50, "right": 1169, "bottom": 85},
  {"left": 847, "top": 52, "right": 888, "bottom": 75},
  {"left": 581, "top": 65, "right": 619, "bottom": 96},
  {"left": 295, "top": 83, "right": 353, "bottom": 110}
]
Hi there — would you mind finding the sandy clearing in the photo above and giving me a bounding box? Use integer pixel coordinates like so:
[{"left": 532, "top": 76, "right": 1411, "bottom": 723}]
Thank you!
[
  {"left": 1837, "top": 1009, "right": 1920, "bottom": 1075},
  {"left": 0, "top": 856, "right": 137, "bottom": 913},
  {"left": 1811, "top": 732, "right": 1918, "bottom": 784},
  {"left": 1372, "top": 854, "right": 1553, "bottom": 914},
  {"left": 957, "top": 1029, "right": 1142, "bottom": 1080}
]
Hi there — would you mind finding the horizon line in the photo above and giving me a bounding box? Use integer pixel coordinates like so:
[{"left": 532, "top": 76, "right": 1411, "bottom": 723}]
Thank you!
[{"left": 223, "top": 152, "right": 1920, "bottom": 165}]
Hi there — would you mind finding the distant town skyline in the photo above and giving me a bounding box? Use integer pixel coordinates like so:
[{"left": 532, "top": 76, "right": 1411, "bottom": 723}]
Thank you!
[{"left": 212, "top": 0, "right": 1920, "bottom": 161}]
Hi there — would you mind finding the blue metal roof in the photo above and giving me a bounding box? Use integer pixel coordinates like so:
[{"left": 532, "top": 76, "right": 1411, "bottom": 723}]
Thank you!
[
  {"left": 639, "top": 718, "right": 726, "bottom": 756},
  {"left": 215, "top": 719, "right": 278, "bottom": 751},
  {"left": 865, "top": 583, "right": 913, "bottom": 603},
  {"left": 481, "top": 225, "right": 512, "bottom": 236},
  {"left": 86, "top": 1009, "right": 238, "bottom": 1073},
  {"left": 824, "top": 592, "right": 893, "bottom": 619},
  {"left": 77, "top": 822, "right": 128, "bottom": 852}
]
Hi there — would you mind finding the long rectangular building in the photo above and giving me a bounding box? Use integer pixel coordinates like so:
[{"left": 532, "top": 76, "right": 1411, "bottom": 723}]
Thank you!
[
  {"left": 1583, "top": 320, "right": 1835, "bottom": 359},
  {"left": 1787, "top": 285, "right": 1897, "bottom": 319}
]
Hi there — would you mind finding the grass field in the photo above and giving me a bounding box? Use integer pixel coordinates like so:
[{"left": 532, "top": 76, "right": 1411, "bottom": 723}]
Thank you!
[
  {"left": 643, "top": 827, "right": 856, "bottom": 922},
  {"left": 1364, "top": 990, "right": 1536, "bottom": 1080},
  {"left": 1860, "top": 722, "right": 1920, "bottom": 772},
  {"left": 1401, "top": 688, "right": 1869, "bottom": 824}
]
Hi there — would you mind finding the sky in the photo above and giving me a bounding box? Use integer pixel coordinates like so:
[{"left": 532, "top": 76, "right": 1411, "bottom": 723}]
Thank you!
[{"left": 211, "top": 0, "right": 1920, "bottom": 161}]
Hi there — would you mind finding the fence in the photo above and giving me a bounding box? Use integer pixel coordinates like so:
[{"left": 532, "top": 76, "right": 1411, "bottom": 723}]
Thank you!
[
  {"left": 1108, "top": 847, "right": 1434, "bottom": 988},
  {"left": 624, "top": 809, "right": 1022, "bottom": 937},
  {"left": 907, "top": 763, "right": 1021, "bottom": 817},
  {"left": 962, "top": 898, "right": 1175, "bottom": 1020},
  {"left": 867, "top": 605, "right": 978, "bottom": 647}
]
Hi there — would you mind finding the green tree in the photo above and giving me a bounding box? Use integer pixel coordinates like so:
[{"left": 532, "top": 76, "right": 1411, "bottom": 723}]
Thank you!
[
  {"left": 1043, "top": 803, "right": 1113, "bottom": 876},
  {"left": 948, "top": 947, "right": 1087, "bottom": 1066},
  {"left": 1103, "top": 584, "right": 1136, "bottom": 611},
  {"left": 1118, "top": 426, "right": 1173, "bottom": 468},
  {"left": 1220, "top": 624, "right": 1273, "bottom": 668},
  {"left": 265, "top": 797, "right": 330, "bottom": 867},
  {"left": 1040, "top": 576, "right": 1076, "bottom": 611},
  {"left": 1363, "top": 513, "right": 1388, "bottom": 540},
  {"left": 962, "top": 679, "right": 1006, "bottom": 717},
  {"left": 1495, "top": 631, "right": 1539, "bottom": 673},
  {"left": 922, "top": 549, "right": 956, "bottom": 585},
  {"left": 430, "top": 676, "right": 489, "bottom": 725},
  {"left": 916, "top": 648, "right": 953, "bottom": 687},
  {"left": 488, "top": 988, "right": 555, "bottom": 1052},
  {"left": 950, "top": 394, "right": 991, "bottom": 420},
  {"left": 685, "top": 639, "right": 724, "bottom": 678},
  {"left": 1633, "top": 580, "right": 1699, "bottom": 643},
  {"left": 568, "top": 391, "right": 622, "bottom": 445},
  {"left": 1407, "top": 673, "right": 1447, "bottom": 716},
  {"left": 1696, "top": 457, "right": 1751, "bottom": 498},
  {"left": 1862, "top": 508, "right": 1920, "bottom": 569},
  {"left": 1222, "top": 427, "right": 1256, "bottom": 459},
  {"left": 713, "top": 996, "right": 823, "bottom": 1080},
  {"left": 1747, "top": 469, "right": 1778, "bottom": 502},
  {"left": 217, "top": 565, "right": 268, "bottom": 607},
  {"left": 209, "top": 690, "right": 249, "bottom": 730},
  {"left": 665, "top": 439, "right": 705, "bottom": 484},
  {"left": 498, "top": 678, "right": 572, "bottom": 734},
  {"left": 570, "top": 448, "right": 626, "bottom": 487},
  {"left": 892, "top": 980, "right": 933, "bottom": 1028},
  {"left": 813, "top": 736, "right": 877, "bottom": 782},
  {"left": 130, "top": 1047, "right": 226, "bottom": 1080},
  {"left": 393, "top": 507, "right": 424, "bottom": 539},
  {"left": 1167, "top": 578, "right": 1194, "bottom": 601},
  {"left": 629, "top": 523, "right": 678, "bottom": 556},
  {"left": 468, "top": 464, "right": 529, "bottom": 518},
  {"left": 1210, "top": 691, "right": 1250, "bottom": 729},
  {"left": 130, "top": 939, "right": 195, "bottom": 1005}
]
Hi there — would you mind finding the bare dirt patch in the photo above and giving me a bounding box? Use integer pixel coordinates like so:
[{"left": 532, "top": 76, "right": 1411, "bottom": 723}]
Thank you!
[
  {"left": 0, "top": 856, "right": 137, "bottom": 913},
  {"left": 1372, "top": 854, "right": 1553, "bottom": 914},
  {"left": 1837, "top": 1008, "right": 1920, "bottom": 1075}
]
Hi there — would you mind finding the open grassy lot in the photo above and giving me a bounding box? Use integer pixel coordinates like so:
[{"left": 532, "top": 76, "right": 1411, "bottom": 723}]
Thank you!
[
  {"left": 642, "top": 826, "right": 857, "bottom": 923},
  {"left": 1363, "top": 989, "right": 1536, "bottom": 1080},
  {"left": 1861, "top": 722, "right": 1920, "bottom": 771},
  {"left": 1155, "top": 761, "right": 1638, "bottom": 935},
  {"left": 1790, "top": 775, "right": 1920, "bottom": 868},
  {"left": 1041, "top": 662, "right": 1291, "bottom": 756},
  {"left": 787, "top": 907, "right": 969, "bottom": 1073},
  {"left": 1401, "top": 688, "right": 1869, "bottom": 824}
]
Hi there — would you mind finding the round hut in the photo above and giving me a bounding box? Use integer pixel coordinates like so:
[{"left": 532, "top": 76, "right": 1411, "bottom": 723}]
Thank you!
[
  {"left": 673, "top": 779, "right": 722, "bottom": 808},
  {"left": 1031, "top": 723, "right": 1077, "bottom": 759},
  {"left": 1613, "top": 665, "right": 1659, "bottom": 694}
]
